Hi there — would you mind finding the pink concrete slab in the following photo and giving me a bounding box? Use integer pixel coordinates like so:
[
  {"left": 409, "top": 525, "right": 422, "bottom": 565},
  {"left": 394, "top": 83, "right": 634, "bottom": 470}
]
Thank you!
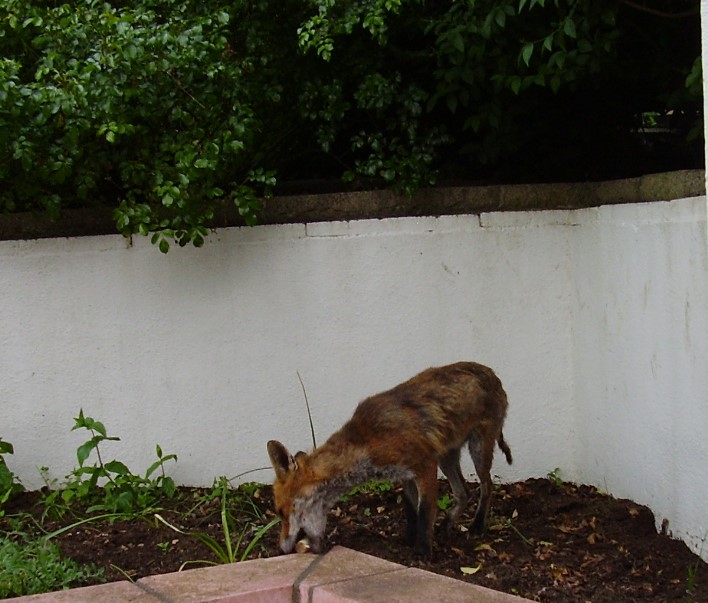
[
  {"left": 309, "top": 566, "right": 531, "bottom": 603},
  {"left": 6, "top": 580, "right": 159, "bottom": 602},
  {"left": 136, "top": 554, "right": 313, "bottom": 602}
]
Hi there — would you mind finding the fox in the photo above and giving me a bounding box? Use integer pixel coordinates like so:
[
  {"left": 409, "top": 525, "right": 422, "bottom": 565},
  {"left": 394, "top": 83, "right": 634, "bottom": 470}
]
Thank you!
[{"left": 267, "top": 361, "right": 512, "bottom": 558}]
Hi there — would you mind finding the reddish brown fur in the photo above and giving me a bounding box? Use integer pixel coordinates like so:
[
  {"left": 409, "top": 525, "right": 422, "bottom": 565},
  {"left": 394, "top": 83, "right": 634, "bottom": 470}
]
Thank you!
[{"left": 267, "top": 362, "right": 512, "bottom": 557}]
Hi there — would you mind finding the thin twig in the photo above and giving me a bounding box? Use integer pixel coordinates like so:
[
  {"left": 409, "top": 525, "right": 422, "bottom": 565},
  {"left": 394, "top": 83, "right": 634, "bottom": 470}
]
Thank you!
[{"left": 296, "top": 371, "right": 317, "bottom": 448}]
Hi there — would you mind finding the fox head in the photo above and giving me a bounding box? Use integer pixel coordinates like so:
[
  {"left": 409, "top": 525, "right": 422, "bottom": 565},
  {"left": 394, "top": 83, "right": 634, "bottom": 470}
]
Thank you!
[{"left": 267, "top": 440, "right": 327, "bottom": 554}]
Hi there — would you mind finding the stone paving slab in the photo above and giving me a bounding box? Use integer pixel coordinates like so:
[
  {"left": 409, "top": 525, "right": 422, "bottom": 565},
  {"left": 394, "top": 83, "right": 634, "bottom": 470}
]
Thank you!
[
  {"left": 136, "top": 554, "right": 312, "bottom": 602},
  {"left": 7, "top": 580, "right": 161, "bottom": 602},
  {"left": 7, "top": 546, "right": 532, "bottom": 602},
  {"left": 308, "top": 564, "right": 530, "bottom": 603}
]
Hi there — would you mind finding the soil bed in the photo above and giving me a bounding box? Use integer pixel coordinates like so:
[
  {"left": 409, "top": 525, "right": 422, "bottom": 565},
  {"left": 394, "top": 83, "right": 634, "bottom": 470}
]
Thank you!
[{"left": 2, "top": 478, "right": 706, "bottom": 602}]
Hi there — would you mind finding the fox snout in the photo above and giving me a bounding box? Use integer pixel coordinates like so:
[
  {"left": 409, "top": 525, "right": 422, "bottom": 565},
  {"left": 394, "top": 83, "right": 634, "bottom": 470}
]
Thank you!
[
  {"left": 278, "top": 521, "right": 297, "bottom": 554},
  {"left": 280, "top": 518, "right": 324, "bottom": 555},
  {"left": 278, "top": 503, "right": 325, "bottom": 554}
]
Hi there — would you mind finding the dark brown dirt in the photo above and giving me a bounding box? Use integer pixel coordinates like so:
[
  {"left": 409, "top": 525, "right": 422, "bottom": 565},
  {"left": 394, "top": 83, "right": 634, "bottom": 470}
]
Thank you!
[{"left": 2, "top": 478, "right": 706, "bottom": 602}]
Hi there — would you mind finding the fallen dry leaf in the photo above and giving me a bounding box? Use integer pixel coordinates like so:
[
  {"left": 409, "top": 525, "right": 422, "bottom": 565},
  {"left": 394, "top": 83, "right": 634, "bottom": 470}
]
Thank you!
[
  {"left": 450, "top": 547, "right": 465, "bottom": 558},
  {"left": 551, "top": 564, "right": 569, "bottom": 582},
  {"left": 474, "top": 543, "right": 496, "bottom": 553}
]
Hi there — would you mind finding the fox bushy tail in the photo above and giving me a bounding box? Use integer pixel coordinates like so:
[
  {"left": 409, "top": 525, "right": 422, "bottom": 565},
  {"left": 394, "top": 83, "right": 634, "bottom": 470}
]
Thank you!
[{"left": 498, "top": 432, "right": 513, "bottom": 465}]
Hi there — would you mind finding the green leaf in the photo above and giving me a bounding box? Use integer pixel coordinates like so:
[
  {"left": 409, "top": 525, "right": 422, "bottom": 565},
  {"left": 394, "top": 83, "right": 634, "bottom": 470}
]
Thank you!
[
  {"left": 451, "top": 31, "right": 464, "bottom": 53},
  {"left": 563, "top": 18, "right": 577, "bottom": 39},
  {"left": 161, "top": 477, "right": 176, "bottom": 498},
  {"left": 240, "top": 518, "right": 280, "bottom": 561},
  {"left": 145, "top": 460, "right": 161, "bottom": 479},
  {"left": 510, "top": 76, "right": 522, "bottom": 95},
  {"left": 578, "top": 38, "right": 592, "bottom": 53},
  {"left": 104, "top": 460, "right": 131, "bottom": 475},
  {"left": 521, "top": 43, "right": 534, "bottom": 67},
  {"left": 75, "top": 414, "right": 107, "bottom": 437},
  {"left": 76, "top": 436, "right": 101, "bottom": 467},
  {"left": 113, "top": 490, "right": 135, "bottom": 512}
]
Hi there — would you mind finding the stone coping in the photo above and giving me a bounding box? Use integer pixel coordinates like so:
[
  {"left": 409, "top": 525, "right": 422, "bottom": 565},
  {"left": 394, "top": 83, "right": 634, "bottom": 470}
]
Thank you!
[
  {"left": 0, "top": 169, "right": 703, "bottom": 242},
  {"left": 8, "top": 546, "right": 532, "bottom": 602}
]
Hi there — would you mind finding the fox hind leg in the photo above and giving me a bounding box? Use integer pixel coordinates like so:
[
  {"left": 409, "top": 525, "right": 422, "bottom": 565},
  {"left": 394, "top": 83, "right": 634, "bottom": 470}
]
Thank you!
[
  {"left": 402, "top": 479, "right": 419, "bottom": 546},
  {"left": 468, "top": 431, "right": 495, "bottom": 535},
  {"left": 438, "top": 447, "right": 469, "bottom": 537},
  {"left": 412, "top": 462, "right": 439, "bottom": 558}
]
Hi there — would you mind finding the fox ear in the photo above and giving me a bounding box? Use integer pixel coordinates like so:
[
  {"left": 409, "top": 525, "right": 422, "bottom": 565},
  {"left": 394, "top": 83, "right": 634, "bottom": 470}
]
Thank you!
[{"left": 267, "top": 440, "right": 294, "bottom": 480}]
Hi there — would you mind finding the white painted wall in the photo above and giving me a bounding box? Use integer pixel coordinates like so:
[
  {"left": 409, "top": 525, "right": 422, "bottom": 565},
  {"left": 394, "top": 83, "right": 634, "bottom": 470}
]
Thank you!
[
  {"left": 571, "top": 199, "right": 708, "bottom": 558},
  {"left": 0, "top": 213, "right": 574, "bottom": 492},
  {"left": 1, "top": 195, "right": 706, "bottom": 561}
]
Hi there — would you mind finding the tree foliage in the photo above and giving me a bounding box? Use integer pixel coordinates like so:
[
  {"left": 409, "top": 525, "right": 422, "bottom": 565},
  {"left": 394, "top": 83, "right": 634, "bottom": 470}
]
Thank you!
[
  {"left": 298, "top": 0, "right": 701, "bottom": 184},
  {"left": 0, "top": 0, "right": 701, "bottom": 251}
]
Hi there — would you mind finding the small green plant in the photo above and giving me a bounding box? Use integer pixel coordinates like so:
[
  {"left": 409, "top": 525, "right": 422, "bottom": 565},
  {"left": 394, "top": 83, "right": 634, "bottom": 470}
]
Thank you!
[
  {"left": 182, "top": 478, "right": 267, "bottom": 525},
  {"left": 685, "top": 560, "right": 698, "bottom": 601},
  {"left": 547, "top": 467, "right": 564, "bottom": 487},
  {"left": 155, "top": 477, "right": 278, "bottom": 568},
  {"left": 41, "top": 410, "right": 177, "bottom": 516},
  {"left": 232, "top": 482, "right": 269, "bottom": 522},
  {"left": 437, "top": 493, "right": 455, "bottom": 512},
  {"left": 0, "top": 534, "right": 104, "bottom": 598},
  {"left": 0, "top": 438, "right": 24, "bottom": 516},
  {"left": 685, "top": 535, "right": 706, "bottom": 602},
  {"left": 491, "top": 509, "right": 533, "bottom": 547},
  {"left": 340, "top": 480, "right": 392, "bottom": 502}
]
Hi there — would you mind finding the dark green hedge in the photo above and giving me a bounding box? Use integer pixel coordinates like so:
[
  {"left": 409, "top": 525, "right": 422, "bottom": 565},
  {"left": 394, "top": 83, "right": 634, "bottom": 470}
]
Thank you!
[{"left": 0, "top": 0, "right": 701, "bottom": 251}]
